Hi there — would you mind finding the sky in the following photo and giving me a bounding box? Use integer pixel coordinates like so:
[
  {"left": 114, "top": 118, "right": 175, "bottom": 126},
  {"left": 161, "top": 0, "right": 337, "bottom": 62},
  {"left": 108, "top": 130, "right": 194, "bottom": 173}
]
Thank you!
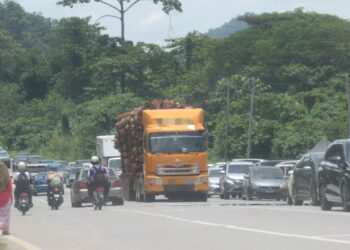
[{"left": 14, "top": 0, "right": 350, "bottom": 46}]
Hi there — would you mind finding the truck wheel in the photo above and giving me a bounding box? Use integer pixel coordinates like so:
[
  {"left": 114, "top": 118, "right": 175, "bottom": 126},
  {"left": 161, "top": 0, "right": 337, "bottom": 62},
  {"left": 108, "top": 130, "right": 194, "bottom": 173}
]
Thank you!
[{"left": 144, "top": 193, "right": 155, "bottom": 202}]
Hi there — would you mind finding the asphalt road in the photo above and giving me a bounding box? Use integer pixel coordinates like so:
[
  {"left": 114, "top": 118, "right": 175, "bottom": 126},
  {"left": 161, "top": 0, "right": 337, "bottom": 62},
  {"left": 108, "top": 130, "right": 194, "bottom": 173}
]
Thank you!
[{"left": 4, "top": 191, "right": 350, "bottom": 250}]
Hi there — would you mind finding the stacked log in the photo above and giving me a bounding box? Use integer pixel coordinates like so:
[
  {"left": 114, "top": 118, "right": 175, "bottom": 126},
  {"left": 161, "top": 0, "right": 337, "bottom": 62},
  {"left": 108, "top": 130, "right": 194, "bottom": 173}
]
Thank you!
[{"left": 114, "top": 99, "right": 187, "bottom": 176}]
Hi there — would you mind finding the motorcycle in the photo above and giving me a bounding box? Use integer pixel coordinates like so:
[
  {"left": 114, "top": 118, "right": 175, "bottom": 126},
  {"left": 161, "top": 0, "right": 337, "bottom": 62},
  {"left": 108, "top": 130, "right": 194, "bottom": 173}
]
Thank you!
[
  {"left": 93, "top": 186, "right": 105, "bottom": 210},
  {"left": 49, "top": 187, "right": 63, "bottom": 210},
  {"left": 18, "top": 192, "right": 30, "bottom": 215}
]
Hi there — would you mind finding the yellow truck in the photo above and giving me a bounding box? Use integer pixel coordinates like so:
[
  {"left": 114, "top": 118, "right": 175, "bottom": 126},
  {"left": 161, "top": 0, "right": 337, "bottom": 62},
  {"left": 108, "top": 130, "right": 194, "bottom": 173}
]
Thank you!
[{"left": 115, "top": 104, "right": 208, "bottom": 202}]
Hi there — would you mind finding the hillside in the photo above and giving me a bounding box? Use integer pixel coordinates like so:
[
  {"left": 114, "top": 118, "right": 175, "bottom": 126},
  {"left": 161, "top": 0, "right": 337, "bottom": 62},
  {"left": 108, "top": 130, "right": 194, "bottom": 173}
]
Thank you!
[{"left": 206, "top": 18, "right": 249, "bottom": 38}]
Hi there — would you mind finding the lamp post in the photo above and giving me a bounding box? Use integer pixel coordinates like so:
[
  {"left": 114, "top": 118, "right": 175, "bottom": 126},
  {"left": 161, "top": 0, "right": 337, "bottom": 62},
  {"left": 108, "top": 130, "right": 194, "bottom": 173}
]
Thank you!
[
  {"left": 225, "top": 80, "right": 231, "bottom": 162},
  {"left": 246, "top": 81, "right": 255, "bottom": 158}
]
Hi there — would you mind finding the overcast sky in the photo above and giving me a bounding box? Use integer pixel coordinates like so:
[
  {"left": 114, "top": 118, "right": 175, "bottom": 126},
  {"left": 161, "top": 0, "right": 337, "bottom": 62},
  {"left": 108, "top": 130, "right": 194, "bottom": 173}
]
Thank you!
[{"left": 14, "top": 0, "right": 350, "bottom": 46}]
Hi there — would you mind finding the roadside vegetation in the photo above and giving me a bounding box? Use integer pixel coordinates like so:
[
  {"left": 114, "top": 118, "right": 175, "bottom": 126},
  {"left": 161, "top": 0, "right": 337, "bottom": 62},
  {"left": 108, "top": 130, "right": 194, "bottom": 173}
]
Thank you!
[{"left": 1, "top": 1, "right": 350, "bottom": 161}]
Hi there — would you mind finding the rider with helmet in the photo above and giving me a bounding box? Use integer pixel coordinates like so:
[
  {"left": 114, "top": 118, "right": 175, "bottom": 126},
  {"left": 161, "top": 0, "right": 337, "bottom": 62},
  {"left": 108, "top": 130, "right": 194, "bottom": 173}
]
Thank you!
[
  {"left": 47, "top": 164, "right": 64, "bottom": 205},
  {"left": 14, "top": 161, "right": 33, "bottom": 208},
  {"left": 87, "top": 156, "right": 109, "bottom": 202}
]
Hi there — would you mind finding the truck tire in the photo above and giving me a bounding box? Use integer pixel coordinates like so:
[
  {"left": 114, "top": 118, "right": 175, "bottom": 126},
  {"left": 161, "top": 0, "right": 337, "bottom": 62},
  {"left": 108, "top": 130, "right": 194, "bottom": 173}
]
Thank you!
[{"left": 144, "top": 193, "right": 155, "bottom": 202}]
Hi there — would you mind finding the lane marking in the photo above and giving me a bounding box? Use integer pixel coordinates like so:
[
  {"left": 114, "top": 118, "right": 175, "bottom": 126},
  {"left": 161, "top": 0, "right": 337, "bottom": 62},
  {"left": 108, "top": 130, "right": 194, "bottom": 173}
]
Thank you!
[
  {"left": 132, "top": 210, "right": 350, "bottom": 245},
  {"left": 315, "top": 234, "right": 350, "bottom": 238},
  {"left": 3, "top": 235, "right": 41, "bottom": 250}
]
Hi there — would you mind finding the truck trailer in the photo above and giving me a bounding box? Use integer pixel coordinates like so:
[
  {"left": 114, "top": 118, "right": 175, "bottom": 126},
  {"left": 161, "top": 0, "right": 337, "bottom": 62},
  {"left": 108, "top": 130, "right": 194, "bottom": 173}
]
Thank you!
[
  {"left": 96, "top": 135, "right": 120, "bottom": 166},
  {"left": 115, "top": 100, "right": 208, "bottom": 202}
]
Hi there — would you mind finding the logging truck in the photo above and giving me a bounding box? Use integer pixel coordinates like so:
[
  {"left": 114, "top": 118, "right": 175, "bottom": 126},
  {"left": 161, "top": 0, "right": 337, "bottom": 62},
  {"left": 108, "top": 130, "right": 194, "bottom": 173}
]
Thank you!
[{"left": 115, "top": 100, "right": 208, "bottom": 202}]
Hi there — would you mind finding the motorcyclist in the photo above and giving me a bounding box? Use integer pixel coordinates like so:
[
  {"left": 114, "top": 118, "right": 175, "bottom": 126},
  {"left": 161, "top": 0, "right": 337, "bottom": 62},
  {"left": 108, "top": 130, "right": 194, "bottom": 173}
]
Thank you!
[
  {"left": 14, "top": 161, "right": 33, "bottom": 208},
  {"left": 87, "top": 156, "right": 109, "bottom": 203},
  {"left": 46, "top": 169, "right": 64, "bottom": 205}
]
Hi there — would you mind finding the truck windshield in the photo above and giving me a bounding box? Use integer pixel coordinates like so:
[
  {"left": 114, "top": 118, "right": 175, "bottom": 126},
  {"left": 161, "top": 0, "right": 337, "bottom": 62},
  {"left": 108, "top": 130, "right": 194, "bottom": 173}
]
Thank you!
[{"left": 149, "top": 131, "right": 206, "bottom": 153}]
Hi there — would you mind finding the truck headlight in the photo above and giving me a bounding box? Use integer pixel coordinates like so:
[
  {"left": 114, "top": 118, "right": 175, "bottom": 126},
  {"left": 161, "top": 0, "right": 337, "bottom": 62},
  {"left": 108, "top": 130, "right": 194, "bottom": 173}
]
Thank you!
[{"left": 195, "top": 177, "right": 208, "bottom": 185}]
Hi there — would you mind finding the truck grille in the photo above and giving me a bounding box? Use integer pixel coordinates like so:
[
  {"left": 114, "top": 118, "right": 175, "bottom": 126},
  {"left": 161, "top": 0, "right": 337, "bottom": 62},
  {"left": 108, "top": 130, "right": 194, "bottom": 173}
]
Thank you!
[{"left": 156, "top": 164, "right": 200, "bottom": 176}]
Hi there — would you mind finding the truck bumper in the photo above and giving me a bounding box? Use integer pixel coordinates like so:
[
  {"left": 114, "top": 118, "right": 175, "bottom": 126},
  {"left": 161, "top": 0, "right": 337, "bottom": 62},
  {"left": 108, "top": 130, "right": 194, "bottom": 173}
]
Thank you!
[{"left": 145, "top": 174, "right": 208, "bottom": 193}]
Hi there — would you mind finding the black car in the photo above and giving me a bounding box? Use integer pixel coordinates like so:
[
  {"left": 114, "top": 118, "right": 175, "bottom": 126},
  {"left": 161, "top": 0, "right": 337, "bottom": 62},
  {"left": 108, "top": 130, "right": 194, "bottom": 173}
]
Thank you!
[
  {"left": 318, "top": 139, "right": 350, "bottom": 211},
  {"left": 287, "top": 152, "right": 324, "bottom": 206},
  {"left": 242, "top": 166, "right": 287, "bottom": 200}
]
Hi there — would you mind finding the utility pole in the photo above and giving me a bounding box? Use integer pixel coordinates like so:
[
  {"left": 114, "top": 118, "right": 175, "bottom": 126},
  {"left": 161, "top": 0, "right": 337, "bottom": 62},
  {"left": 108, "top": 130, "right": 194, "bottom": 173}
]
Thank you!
[
  {"left": 346, "top": 74, "right": 350, "bottom": 138},
  {"left": 225, "top": 81, "right": 230, "bottom": 162},
  {"left": 246, "top": 80, "right": 255, "bottom": 158}
]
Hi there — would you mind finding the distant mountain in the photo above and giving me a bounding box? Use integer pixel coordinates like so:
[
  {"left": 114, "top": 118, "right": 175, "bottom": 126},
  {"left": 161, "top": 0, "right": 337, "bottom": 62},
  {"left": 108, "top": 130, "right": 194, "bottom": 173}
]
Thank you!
[
  {"left": 207, "top": 18, "right": 249, "bottom": 38},
  {"left": 0, "top": 1, "right": 54, "bottom": 52}
]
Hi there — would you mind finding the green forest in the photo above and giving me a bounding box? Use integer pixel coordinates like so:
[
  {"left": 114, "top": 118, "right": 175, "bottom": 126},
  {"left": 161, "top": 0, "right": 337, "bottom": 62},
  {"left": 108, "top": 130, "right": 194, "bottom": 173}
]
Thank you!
[{"left": 1, "top": 1, "right": 350, "bottom": 162}]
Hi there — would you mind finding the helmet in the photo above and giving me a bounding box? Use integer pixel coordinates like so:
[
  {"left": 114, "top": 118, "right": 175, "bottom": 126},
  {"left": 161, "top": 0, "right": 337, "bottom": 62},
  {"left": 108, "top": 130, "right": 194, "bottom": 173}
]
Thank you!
[
  {"left": 18, "top": 161, "right": 26, "bottom": 171},
  {"left": 90, "top": 156, "right": 99, "bottom": 164},
  {"left": 49, "top": 164, "right": 58, "bottom": 172}
]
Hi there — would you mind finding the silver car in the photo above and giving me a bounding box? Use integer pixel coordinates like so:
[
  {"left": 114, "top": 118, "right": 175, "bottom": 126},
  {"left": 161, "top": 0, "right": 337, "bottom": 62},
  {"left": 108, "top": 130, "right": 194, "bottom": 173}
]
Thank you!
[
  {"left": 208, "top": 168, "right": 222, "bottom": 197},
  {"left": 70, "top": 167, "right": 124, "bottom": 207}
]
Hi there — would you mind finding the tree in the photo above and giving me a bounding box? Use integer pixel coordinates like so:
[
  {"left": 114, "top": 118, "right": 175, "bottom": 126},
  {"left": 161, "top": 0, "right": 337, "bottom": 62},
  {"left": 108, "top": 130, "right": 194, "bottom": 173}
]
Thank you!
[{"left": 57, "top": 0, "right": 182, "bottom": 41}]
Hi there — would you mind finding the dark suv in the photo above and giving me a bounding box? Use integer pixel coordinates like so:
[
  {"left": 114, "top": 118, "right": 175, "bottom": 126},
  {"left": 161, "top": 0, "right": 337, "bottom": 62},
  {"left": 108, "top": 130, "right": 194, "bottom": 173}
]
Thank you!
[
  {"left": 318, "top": 139, "right": 350, "bottom": 211},
  {"left": 287, "top": 152, "right": 324, "bottom": 206}
]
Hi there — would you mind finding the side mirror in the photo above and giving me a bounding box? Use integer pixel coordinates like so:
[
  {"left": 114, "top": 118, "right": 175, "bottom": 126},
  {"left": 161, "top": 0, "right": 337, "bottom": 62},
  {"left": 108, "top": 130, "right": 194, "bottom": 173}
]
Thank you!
[
  {"left": 328, "top": 156, "right": 342, "bottom": 164},
  {"left": 303, "top": 166, "right": 312, "bottom": 170},
  {"left": 288, "top": 170, "right": 294, "bottom": 176},
  {"left": 220, "top": 170, "right": 225, "bottom": 175},
  {"left": 244, "top": 174, "right": 249, "bottom": 179}
]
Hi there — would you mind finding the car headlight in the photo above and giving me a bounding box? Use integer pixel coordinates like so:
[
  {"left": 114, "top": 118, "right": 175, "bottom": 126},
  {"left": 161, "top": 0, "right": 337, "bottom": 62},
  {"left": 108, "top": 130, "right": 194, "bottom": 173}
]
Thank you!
[{"left": 226, "top": 178, "right": 234, "bottom": 184}]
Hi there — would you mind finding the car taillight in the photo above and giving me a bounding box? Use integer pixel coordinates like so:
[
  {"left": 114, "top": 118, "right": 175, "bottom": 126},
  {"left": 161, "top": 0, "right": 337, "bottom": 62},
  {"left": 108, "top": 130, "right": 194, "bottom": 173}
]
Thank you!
[
  {"left": 112, "top": 180, "right": 123, "bottom": 188},
  {"left": 79, "top": 183, "right": 87, "bottom": 189}
]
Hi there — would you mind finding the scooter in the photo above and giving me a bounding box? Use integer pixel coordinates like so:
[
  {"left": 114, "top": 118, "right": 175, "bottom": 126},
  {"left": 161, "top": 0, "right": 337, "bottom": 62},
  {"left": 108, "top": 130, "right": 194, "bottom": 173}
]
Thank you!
[
  {"left": 93, "top": 186, "right": 105, "bottom": 210},
  {"left": 18, "top": 192, "right": 30, "bottom": 215},
  {"left": 49, "top": 187, "right": 63, "bottom": 210}
]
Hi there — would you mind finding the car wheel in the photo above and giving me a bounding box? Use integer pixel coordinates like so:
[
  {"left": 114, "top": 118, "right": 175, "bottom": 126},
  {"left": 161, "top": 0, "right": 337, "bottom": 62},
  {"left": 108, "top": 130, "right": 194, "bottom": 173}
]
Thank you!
[
  {"left": 246, "top": 188, "right": 252, "bottom": 201},
  {"left": 112, "top": 198, "right": 124, "bottom": 206},
  {"left": 292, "top": 188, "right": 303, "bottom": 205},
  {"left": 341, "top": 183, "right": 350, "bottom": 212},
  {"left": 144, "top": 193, "right": 155, "bottom": 202},
  {"left": 76, "top": 201, "right": 82, "bottom": 207},
  {"left": 71, "top": 200, "right": 76, "bottom": 207},
  {"left": 310, "top": 184, "right": 319, "bottom": 206},
  {"left": 320, "top": 184, "right": 332, "bottom": 211},
  {"left": 287, "top": 191, "right": 293, "bottom": 205}
]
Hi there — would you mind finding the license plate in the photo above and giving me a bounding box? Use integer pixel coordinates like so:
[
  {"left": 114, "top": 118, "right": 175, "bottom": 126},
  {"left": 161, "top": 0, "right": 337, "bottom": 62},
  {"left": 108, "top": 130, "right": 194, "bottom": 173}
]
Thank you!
[{"left": 54, "top": 194, "right": 60, "bottom": 198}]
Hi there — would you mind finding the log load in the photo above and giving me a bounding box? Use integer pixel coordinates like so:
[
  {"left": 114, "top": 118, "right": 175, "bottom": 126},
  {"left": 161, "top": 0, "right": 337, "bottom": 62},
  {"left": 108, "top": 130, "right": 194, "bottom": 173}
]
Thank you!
[{"left": 114, "top": 99, "right": 187, "bottom": 177}]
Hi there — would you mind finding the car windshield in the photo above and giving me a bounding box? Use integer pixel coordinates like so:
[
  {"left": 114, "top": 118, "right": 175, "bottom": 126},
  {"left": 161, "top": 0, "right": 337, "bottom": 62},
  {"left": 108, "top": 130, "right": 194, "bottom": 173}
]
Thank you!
[
  {"left": 252, "top": 168, "right": 283, "bottom": 179},
  {"left": 109, "top": 158, "right": 121, "bottom": 169},
  {"left": 27, "top": 166, "right": 48, "bottom": 173},
  {"left": 209, "top": 169, "right": 222, "bottom": 177},
  {"left": 149, "top": 131, "right": 206, "bottom": 153},
  {"left": 227, "top": 165, "right": 251, "bottom": 174},
  {"left": 70, "top": 168, "right": 81, "bottom": 176}
]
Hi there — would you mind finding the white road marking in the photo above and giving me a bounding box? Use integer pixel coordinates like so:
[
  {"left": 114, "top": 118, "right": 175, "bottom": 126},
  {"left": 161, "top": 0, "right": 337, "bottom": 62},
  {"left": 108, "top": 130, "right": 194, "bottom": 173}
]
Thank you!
[
  {"left": 132, "top": 210, "right": 350, "bottom": 245},
  {"left": 314, "top": 234, "right": 350, "bottom": 238},
  {"left": 3, "top": 235, "right": 42, "bottom": 250}
]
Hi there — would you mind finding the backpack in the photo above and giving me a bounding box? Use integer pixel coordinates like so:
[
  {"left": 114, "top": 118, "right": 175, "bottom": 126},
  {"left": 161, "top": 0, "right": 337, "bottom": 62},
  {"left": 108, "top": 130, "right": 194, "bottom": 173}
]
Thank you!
[
  {"left": 17, "top": 172, "right": 29, "bottom": 188},
  {"left": 94, "top": 166, "right": 106, "bottom": 182}
]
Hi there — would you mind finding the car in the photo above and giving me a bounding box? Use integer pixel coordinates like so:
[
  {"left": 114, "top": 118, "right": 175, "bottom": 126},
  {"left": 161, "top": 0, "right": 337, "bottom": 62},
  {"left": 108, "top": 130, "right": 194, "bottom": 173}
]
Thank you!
[
  {"left": 26, "top": 163, "right": 49, "bottom": 178},
  {"left": 12, "top": 154, "right": 44, "bottom": 172},
  {"left": 66, "top": 166, "right": 83, "bottom": 187},
  {"left": 208, "top": 168, "right": 222, "bottom": 197},
  {"left": 242, "top": 166, "right": 287, "bottom": 200},
  {"left": 286, "top": 152, "right": 324, "bottom": 206},
  {"left": 70, "top": 167, "right": 124, "bottom": 207},
  {"left": 32, "top": 172, "right": 48, "bottom": 195},
  {"left": 0, "top": 150, "right": 11, "bottom": 168},
  {"left": 108, "top": 157, "right": 122, "bottom": 176},
  {"left": 275, "top": 160, "right": 297, "bottom": 177},
  {"left": 318, "top": 139, "right": 350, "bottom": 211},
  {"left": 219, "top": 161, "right": 255, "bottom": 199}
]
